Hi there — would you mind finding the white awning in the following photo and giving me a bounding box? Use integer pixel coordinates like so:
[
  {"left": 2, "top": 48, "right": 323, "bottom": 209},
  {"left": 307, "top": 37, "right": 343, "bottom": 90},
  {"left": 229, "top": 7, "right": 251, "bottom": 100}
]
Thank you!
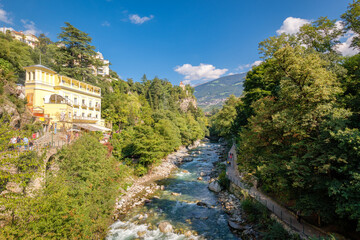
[{"left": 73, "top": 123, "right": 111, "bottom": 132}]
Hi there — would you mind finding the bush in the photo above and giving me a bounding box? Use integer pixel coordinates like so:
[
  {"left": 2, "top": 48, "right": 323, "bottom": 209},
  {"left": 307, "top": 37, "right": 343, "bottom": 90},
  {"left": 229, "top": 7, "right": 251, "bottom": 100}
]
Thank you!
[
  {"left": 241, "top": 198, "right": 268, "bottom": 223},
  {"left": 218, "top": 170, "right": 230, "bottom": 189},
  {"left": 263, "top": 222, "right": 294, "bottom": 240}
]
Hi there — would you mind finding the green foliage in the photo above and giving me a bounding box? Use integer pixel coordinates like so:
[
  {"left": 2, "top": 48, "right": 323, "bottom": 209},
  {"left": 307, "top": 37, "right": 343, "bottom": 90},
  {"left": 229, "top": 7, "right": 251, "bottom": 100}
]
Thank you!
[
  {"left": 55, "top": 22, "right": 98, "bottom": 82},
  {"left": 218, "top": 170, "right": 230, "bottom": 189},
  {"left": 210, "top": 95, "right": 240, "bottom": 138},
  {"left": 105, "top": 76, "right": 207, "bottom": 175},
  {"left": 212, "top": 2, "right": 360, "bottom": 233},
  {"left": 341, "top": 0, "right": 360, "bottom": 49},
  {"left": 241, "top": 198, "right": 268, "bottom": 224},
  {"left": 1, "top": 134, "right": 132, "bottom": 239},
  {"left": 263, "top": 222, "right": 298, "bottom": 240}
]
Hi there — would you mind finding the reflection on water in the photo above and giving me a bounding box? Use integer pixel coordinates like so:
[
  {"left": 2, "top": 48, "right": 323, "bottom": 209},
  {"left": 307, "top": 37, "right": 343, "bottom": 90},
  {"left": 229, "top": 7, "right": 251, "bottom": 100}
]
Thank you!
[{"left": 107, "top": 142, "right": 239, "bottom": 240}]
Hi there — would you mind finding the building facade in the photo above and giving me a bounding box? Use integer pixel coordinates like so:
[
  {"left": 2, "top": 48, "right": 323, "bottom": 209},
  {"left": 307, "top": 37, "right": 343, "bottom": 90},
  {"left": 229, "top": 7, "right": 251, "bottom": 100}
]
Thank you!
[
  {"left": 11, "top": 31, "right": 39, "bottom": 49},
  {"left": 24, "top": 65, "right": 109, "bottom": 131},
  {"left": 95, "top": 51, "right": 110, "bottom": 76}
]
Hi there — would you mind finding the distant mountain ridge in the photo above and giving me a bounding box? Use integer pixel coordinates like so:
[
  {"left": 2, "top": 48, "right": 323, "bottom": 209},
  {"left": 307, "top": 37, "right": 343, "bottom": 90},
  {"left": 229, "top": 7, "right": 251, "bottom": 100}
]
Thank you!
[{"left": 194, "top": 73, "right": 246, "bottom": 111}]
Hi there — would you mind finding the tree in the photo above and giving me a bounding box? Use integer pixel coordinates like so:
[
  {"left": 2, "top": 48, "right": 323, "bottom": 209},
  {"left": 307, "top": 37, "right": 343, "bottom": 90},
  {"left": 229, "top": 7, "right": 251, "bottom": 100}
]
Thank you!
[
  {"left": 341, "top": 0, "right": 360, "bottom": 49},
  {"left": 298, "top": 17, "right": 343, "bottom": 54},
  {"left": 211, "top": 95, "right": 240, "bottom": 138},
  {"left": 56, "top": 22, "right": 98, "bottom": 81}
]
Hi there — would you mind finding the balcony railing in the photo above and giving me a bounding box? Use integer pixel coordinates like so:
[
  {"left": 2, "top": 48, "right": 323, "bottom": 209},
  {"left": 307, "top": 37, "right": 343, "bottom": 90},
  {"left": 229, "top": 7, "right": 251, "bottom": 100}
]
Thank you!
[
  {"left": 73, "top": 116, "right": 98, "bottom": 122},
  {"left": 58, "top": 81, "right": 101, "bottom": 96},
  {"left": 81, "top": 104, "right": 87, "bottom": 109},
  {"left": 89, "top": 106, "right": 94, "bottom": 110},
  {"left": 73, "top": 103, "right": 79, "bottom": 108},
  {"left": 95, "top": 106, "right": 100, "bottom": 111}
]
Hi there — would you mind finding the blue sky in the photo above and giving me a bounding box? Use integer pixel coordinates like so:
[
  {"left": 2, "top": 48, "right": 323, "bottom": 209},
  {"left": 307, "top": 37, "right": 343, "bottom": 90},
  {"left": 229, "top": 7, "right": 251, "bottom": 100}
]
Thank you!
[{"left": 0, "top": 0, "right": 356, "bottom": 85}]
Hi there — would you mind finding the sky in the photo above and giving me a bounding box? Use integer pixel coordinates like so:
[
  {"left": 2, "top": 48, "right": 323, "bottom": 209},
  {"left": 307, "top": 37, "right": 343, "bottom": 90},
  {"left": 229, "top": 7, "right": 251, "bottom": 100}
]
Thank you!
[{"left": 0, "top": 0, "right": 357, "bottom": 86}]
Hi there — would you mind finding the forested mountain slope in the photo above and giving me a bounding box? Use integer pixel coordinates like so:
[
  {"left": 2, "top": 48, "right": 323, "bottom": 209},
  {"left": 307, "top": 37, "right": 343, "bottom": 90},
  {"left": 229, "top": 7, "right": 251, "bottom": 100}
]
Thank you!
[{"left": 194, "top": 73, "right": 246, "bottom": 112}]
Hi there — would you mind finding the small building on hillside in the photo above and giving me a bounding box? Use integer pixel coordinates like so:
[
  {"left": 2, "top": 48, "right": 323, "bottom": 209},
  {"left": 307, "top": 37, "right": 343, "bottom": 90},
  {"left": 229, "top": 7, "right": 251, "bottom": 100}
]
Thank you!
[
  {"left": 24, "top": 65, "right": 110, "bottom": 132},
  {"left": 11, "top": 30, "right": 39, "bottom": 49},
  {"left": 95, "top": 51, "right": 110, "bottom": 77},
  {"left": 180, "top": 81, "right": 186, "bottom": 90}
]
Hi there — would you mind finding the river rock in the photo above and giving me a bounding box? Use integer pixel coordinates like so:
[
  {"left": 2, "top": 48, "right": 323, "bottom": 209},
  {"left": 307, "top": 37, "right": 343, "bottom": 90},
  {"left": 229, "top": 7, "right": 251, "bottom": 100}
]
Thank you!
[
  {"left": 171, "top": 192, "right": 181, "bottom": 196},
  {"left": 182, "top": 170, "right": 189, "bottom": 173},
  {"left": 160, "top": 185, "right": 165, "bottom": 190},
  {"left": 184, "top": 230, "right": 192, "bottom": 237},
  {"left": 137, "top": 231, "right": 146, "bottom": 237},
  {"left": 197, "top": 177, "right": 203, "bottom": 180},
  {"left": 200, "top": 172, "right": 206, "bottom": 177},
  {"left": 158, "top": 221, "right": 173, "bottom": 233},
  {"left": 228, "top": 220, "right": 245, "bottom": 230},
  {"left": 196, "top": 201, "right": 208, "bottom": 208},
  {"left": 208, "top": 180, "right": 221, "bottom": 193}
]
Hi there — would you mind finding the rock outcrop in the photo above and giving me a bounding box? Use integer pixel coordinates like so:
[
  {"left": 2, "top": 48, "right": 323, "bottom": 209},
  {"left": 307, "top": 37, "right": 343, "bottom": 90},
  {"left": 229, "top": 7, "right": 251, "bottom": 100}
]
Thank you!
[{"left": 208, "top": 180, "right": 221, "bottom": 192}]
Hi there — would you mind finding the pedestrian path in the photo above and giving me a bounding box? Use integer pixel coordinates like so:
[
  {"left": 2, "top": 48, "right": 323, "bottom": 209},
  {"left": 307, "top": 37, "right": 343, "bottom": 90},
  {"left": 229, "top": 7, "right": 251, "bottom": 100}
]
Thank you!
[{"left": 226, "top": 144, "right": 326, "bottom": 239}]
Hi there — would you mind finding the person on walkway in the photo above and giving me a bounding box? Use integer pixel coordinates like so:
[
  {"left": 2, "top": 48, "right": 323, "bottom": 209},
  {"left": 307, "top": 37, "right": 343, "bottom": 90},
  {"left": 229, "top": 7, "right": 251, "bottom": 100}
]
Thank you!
[
  {"left": 296, "top": 210, "right": 302, "bottom": 223},
  {"left": 23, "top": 136, "right": 29, "bottom": 151},
  {"left": 9, "top": 136, "right": 17, "bottom": 151},
  {"left": 29, "top": 141, "right": 34, "bottom": 151},
  {"left": 16, "top": 136, "right": 21, "bottom": 150}
]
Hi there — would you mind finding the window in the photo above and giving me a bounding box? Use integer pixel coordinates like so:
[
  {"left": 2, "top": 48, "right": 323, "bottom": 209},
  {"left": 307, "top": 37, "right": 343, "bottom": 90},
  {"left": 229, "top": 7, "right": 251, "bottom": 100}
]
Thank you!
[
  {"left": 89, "top": 100, "right": 92, "bottom": 107},
  {"left": 96, "top": 114, "right": 98, "bottom": 119},
  {"left": 82, "top": 113, "right": 85, "bottom": 117},
  {"left": 74, "top": 111, "right": 77, "bottom": 117},
  {"left": 74, "top": 98, "right": 77, "bottom": 105},
  {"left": 82, "top": 99, "right": 85, "bottom": 105}
]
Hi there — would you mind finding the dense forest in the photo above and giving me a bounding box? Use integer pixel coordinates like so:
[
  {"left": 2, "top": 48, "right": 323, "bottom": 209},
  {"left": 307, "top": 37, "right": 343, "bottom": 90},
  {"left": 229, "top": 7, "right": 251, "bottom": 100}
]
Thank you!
[
  {"left": 211, "top": 1, "right": 360, "bottom": 236},
  {"left": 0, "top": 22, "right": 207, "bottom": 238}
]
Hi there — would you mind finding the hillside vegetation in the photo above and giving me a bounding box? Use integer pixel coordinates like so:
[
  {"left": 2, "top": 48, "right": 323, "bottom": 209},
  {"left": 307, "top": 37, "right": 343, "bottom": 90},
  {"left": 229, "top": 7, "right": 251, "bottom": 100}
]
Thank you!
[
  {"left": 211, "top": 2, "right": 360, "bottom": 237},
  {"left": 0, "top": 23, "right": 207, "bottom": 238}
]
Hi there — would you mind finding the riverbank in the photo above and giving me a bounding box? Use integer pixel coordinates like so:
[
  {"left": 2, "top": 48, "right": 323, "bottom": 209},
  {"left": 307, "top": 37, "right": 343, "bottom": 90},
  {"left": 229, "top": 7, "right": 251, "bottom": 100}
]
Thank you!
[{"left": 113, "top": 140, "right": 201, "bottom": 218}]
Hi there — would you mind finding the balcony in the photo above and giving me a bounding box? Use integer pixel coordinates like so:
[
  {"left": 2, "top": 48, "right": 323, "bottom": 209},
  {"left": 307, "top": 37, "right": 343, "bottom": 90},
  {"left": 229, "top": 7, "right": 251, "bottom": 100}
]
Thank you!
[
  {"left": 73, "top": 103, "right": 79, "bottom": 108},
  {"left": 81, "top": 104, "right": 87, "bottom": 109},
  {"left": 73, "top": 115, "right": 98, "bottom": 123},
  {"left": 89, "top": 106, "right": 94, "bottom": 110},
  {"left": 95, "top": 106, "right": 100, "bottom": 111}
]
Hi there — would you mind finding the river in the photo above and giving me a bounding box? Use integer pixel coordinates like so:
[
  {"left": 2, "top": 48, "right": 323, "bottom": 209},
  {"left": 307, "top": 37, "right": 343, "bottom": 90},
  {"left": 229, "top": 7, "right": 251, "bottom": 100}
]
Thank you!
[{"left": 107, "top": 142, "right": 239, "bottom": 240}]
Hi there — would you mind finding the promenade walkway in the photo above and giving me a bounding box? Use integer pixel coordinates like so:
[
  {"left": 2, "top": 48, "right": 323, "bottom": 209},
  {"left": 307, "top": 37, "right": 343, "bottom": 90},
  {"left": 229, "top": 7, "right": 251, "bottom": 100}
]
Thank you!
[{"left": 226, "top": 144, "right": 326, "bottom": 239}]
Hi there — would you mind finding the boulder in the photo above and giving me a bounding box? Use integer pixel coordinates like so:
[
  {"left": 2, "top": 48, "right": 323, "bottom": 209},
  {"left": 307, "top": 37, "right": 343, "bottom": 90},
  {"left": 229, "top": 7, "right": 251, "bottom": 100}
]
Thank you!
[
  {"left": 228, "top": 220, "right": 246, "bottom": 230},
  {"left": 137, "top": 231, "right": 146, "bottom": 237},
  {"left": 196, "top": 201, "right": 208, "bottom": 208},
  {"left": 208, "top": 180, "right": 221, "bottom": 193},
  {"left": 184, "top": 230, "right": 192, "bottom": 237},
  {"left": 158, "top": 221, "right": 173, "bottom": 233}
]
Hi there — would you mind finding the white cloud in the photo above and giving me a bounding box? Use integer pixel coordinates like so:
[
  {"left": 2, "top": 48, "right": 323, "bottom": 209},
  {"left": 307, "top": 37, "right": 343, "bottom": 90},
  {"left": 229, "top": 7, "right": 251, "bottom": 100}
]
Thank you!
[
  {"left": 129, "top": 14, "right": 154, "bottom": 24},
  {"left": 101, "top": 21, "right": 110, "bottom": 27},
  {"left": 237, "top": 60, "right": 263, "bottom": 71},
  {"left": 276, "top": 17, "right": 310, "bottom": 35},
  {"left": 175, "top": 63, "right": 228, "bottom": 85},
  {"left": 335, "top": 33, "right": 359, "bottom": 56},
  {"left": 21, "top": 19, "right": 40, "bottom": 35},
  {"left": 0, "top": 8, "right": 12, "bottom": 24}
]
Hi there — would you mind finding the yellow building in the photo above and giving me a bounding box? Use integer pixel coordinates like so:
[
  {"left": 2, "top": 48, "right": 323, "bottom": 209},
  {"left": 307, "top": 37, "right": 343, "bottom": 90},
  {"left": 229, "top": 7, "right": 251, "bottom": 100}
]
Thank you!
[{"left": 24, "top": 64, "right": 110, "bottom": 132}]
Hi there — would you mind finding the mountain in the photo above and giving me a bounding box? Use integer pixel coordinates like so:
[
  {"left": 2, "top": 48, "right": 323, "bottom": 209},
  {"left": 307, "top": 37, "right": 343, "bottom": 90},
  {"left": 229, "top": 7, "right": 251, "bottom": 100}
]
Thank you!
[{"left": 194, "top": 73, "right": 246, "bottom": 112}]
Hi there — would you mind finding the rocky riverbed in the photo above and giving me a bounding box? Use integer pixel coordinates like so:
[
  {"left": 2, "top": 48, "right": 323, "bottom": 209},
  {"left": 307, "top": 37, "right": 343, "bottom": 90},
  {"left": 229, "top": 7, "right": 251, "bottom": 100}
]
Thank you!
[{"left": 108, "top": 140, "right": 259, "bottom": 240}]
